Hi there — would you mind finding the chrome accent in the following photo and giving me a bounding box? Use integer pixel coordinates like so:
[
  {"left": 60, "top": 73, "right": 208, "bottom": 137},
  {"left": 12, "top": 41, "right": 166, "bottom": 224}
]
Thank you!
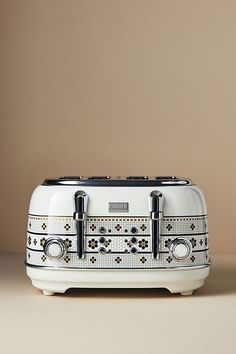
[
  {"left": 99, "top": 247, "right": 107, "bottom": 255},
  {"left": 150, "top": 191, "right": 164, "bottom": 260},
  {"left": 28, "top": 213, "right": 206, "bottom": 218},
  {"left": 74, "top": 190, "right": 88, "bottom": 259},
  {"left": 43, "top": 237, "right": 67, "bottom": 260},
  {"left": 170, "top": 238, "right": 192, "bottom": 260},
  {"left": 99, "top": 227, "right": 106, "bottom": 234},
  {"left": 130, "top": 247, "right": 138, "bottom": 254},
  {"left": 42, "top": 176, "right": 192, "bottom": 186},
  {"left": 25, "top": 262, "right": 211, "bottom": 270},
  {"left": 131, "top": 227, "right": 138, "bottom": 234}
]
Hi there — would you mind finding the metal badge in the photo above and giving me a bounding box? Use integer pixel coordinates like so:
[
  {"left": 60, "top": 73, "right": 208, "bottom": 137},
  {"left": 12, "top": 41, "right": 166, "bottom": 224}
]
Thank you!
[{"left": 109, "top": 202, "right": 129, "bottom": 212}]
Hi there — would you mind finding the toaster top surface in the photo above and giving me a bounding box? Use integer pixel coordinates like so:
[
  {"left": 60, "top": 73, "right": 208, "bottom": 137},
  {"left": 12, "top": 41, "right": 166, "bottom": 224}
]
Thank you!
[{"left": 42, "top": 176, "right": 192, "bottom": 187}]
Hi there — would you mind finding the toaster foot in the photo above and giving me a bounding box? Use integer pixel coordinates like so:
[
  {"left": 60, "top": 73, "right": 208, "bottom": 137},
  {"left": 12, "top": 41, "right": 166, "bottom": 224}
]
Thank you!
[
  {"left": 42, "top": 290, "right": 55, "bottom": 296},
  {"left": 180, "top": 290, "right": 193, "bottom": 296}
]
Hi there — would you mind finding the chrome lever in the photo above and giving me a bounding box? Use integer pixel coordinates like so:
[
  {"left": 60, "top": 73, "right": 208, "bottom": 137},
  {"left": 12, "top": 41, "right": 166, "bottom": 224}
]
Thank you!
[
  {"left": 73, "top": 190, "right": 88, "bottom": 259},
  {"left": 149, "top": 190, "right": 164, "bottom": 260}
]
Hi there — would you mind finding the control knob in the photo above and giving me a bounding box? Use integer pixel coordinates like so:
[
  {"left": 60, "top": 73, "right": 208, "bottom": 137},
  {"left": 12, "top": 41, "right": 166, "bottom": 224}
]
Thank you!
[
  {"left": 170, "top": 238, "right": 192, "bottom": 260},
  {"left": 44, "top": 238, "right": 67, "bottom": 260}
]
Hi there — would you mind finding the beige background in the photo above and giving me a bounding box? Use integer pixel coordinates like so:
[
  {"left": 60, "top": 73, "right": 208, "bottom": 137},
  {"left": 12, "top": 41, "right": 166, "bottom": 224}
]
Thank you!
[
  {"left": 0, "top": 0, "right": 236, "bottom": 254},
  {"left": 0, "top": 254, "right": 235, "bottom": 354}
]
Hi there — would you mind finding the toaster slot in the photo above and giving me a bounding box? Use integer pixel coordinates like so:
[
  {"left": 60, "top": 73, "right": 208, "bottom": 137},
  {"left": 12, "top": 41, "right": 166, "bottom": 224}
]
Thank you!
[
  {"left": 74, "top": 190, "right": 88, "bottom": 259},
  {"left": 126, "top": 176, "right": 149, "bottom": 180},
  {"left": 88, "top": 176, "right": 111, "bottom": 179},
  {"left": 155, "top": 176, "right": 176, "bottom": 180},
  {"left": 150, "top": 191, "right": 164, "bottom": 259}
]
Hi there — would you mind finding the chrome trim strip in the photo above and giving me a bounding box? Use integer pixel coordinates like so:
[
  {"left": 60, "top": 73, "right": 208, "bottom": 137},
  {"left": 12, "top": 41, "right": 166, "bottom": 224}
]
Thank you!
[
  {"left": 28, "top": 213, "right": 73, "bottom": 218},
  {"left": 27, "top": 232, "right": 208, "bottom": 238},
  {"left": 161, "top": 232, "right": 208, "bottom": 237},
  {"left": 28, "top": 213, "right": 207, "bottom": 218},
  {"left": 25, "top": 261, "right": 211, "bottom": 270},
  {"left": 27, "top": 231, "right": 77, "bottom": 236},
  {"left": 164, "top": 214, "right": 207, "bottom": 218},
  {"left": 192, "top": 248, "right": 209, "bottom": 253}
]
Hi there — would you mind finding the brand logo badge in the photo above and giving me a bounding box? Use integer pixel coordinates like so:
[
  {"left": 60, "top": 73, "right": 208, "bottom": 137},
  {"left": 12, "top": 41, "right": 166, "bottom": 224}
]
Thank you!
[{"left": 109, "top": 202, "right": 129, "bottom": 212}]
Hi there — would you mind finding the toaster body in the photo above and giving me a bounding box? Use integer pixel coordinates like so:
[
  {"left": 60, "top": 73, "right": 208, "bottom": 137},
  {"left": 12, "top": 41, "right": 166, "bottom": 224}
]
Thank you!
[{"left": 26, "top": 176, "right": 210, "bottom": 296}]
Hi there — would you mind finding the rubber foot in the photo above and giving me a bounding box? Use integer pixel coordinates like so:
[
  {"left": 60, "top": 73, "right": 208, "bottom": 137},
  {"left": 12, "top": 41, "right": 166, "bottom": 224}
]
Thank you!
[
  {"left": 180, "top": 290, "right": 193, "bottom": 296},
  {"left": 42, "top": 290, "right": 55, "bottom": 296}
]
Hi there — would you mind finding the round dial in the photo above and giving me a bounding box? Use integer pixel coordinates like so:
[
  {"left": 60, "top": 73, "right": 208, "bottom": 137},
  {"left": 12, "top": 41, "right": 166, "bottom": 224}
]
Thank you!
[
  {"left": 170, "top": 238, "right": 192, "bottom": 260},
  {"left": 44, "top": 238, "right": 67, "bottom": 260}
]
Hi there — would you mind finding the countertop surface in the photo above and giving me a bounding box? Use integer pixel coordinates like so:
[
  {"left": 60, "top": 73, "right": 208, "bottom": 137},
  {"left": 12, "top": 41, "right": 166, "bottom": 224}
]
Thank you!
[{"left": 0, "top": 254, "right": 235, "bottom": 354}]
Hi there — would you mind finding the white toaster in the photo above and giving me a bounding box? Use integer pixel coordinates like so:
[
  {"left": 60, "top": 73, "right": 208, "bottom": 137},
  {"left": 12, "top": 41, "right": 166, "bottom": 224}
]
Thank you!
[{"left": 26, "top": 176, "right": 210, "bottom": 296}]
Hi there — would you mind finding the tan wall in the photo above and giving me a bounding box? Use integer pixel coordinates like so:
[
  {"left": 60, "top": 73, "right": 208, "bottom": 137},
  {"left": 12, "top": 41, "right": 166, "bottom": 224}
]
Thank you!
[{"left": 0, "top": 0, "right": 235, "bottom": 253}]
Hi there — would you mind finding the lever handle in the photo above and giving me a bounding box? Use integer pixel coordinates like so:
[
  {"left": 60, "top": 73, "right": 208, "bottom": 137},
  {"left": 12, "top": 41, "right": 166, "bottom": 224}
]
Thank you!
[
  {"left": 73, "top": 190, "right": 88, "bottom": 259},
  {"left": 150, "top": 191, "right": 164, "bottom": 259}
]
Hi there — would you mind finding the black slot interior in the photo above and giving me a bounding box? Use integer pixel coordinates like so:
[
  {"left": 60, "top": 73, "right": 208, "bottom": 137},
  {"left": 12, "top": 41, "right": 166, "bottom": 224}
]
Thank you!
[
  {"left": 88, "top": 176, "right": 111, "bottom": 179},
  {"left": 126, "top": 176, "right": 149, "bottom": 180},
  {"left": 155, "top": 176, "right": 176, "bottom": 180}
]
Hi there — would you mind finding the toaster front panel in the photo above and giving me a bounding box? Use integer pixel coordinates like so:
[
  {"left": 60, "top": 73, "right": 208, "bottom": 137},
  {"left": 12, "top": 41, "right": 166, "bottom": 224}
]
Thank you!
[{"left": 26, "top": 214, "right": 209, "bottom": 269}]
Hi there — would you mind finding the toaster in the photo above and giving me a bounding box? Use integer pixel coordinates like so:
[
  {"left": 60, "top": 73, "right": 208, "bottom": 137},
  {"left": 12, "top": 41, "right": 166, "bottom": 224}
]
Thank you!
[{"left": 26, "top": 176, "right": 210, "bottom": 296}]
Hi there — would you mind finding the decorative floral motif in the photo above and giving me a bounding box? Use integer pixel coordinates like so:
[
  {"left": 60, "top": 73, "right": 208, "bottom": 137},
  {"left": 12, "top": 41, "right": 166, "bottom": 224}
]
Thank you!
[
  {"left": 115, "top": 224, "right": 122, "bottom": 231},
  {"left": 64, "top": 224, "right": 71, "bottom": 231},
  {"left": 205, "top": 237, "right": 208, "bottom": 246},
  {"left": 40, "top": 238, "right": 46, "bottom": 247},
  {"left": 140, "top": 256, "right": 147, "bottom": 264},
  {"left": 140, "top": 224, "right": 147, "bottom": 231},
  {"left": 190, "top": 255, "right": 195, "bottom": 262},
  {"left": 65, "top": 239, "right": 72, "bottom": 248},
  {"left": 199, "top": 239, "right": 203, "bottom": 246},
  {"left": 166, "top": 256, "right": 173, "bottom": 263},
  {"left": 88, "top": 239, "right": 98, "bottom": 249},
  {"left": 190, "top": 238, "right": 197, "bottom": 248},
  {"left": 124, "top": 239, "right": 132, "bottom": 247},
  {"left": 115, "top": 257, "right": 122, "bottom": 264},
  {"left": 190, "top": 223, "right": 195, "bottom": 230},
  {"left": 33, "top": 239, "right": 37, "bottom": 245},
  {"left": 90, "top": 224, "right": 96, "bottom": 231},
  {"left": 64, "top": 256, "right": 70, "bottom": 263},
  {"left": 104, "top": 239, "right": 111, "bottom": 247},
  {"left": 166, "top": 224, "right": 172, "bottom": 231},
  {"left": 90, "top": 256, "right": 96, "bottom": 263},
  {"left": 28, "top": 236, "right": 31, "bottom": 245},
  {"left": 138, "top": 239, "right": 148, "bottom": 249},
  {"left": 41, "top": 255, "right": 46, "bottom": 262},
  {"left": 41, "top": 223, "right": 47, "bottom": 230},
  {"left": 164, "top": 238, "right": 172, "bottom": 248}
]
